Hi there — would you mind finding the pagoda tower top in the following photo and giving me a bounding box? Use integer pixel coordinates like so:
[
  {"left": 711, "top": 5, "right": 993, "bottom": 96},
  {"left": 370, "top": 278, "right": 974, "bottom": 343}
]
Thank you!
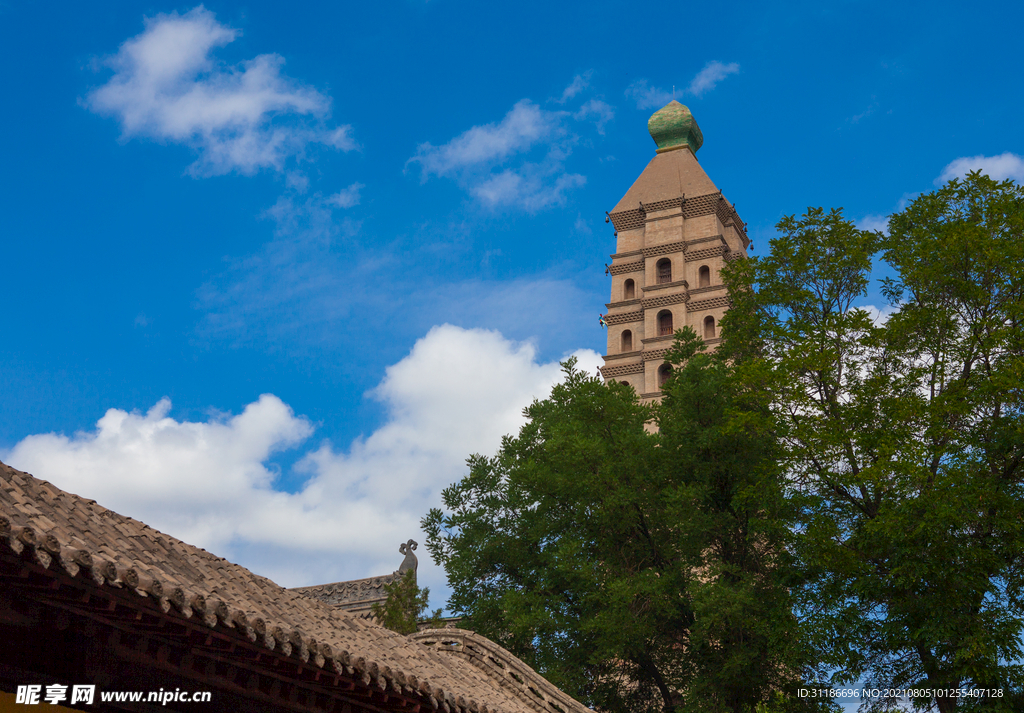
[
  {"left": 647, "top": 100, "right": 703, "bottom": 155},
  {"left": 599, "top": 102, "right": 748, "bottom": 400}
]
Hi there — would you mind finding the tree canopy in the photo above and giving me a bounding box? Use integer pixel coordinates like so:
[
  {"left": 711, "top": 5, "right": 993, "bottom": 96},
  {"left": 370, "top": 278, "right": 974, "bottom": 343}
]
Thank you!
[
  {"left": 424, "top": 344, "right": 819, "bottom": 713},
  {"left": 722, "top": 172, "right": 1024, "bottom": 711},
  {"left": 371, "top": 570, "right": 442, "bottom": 635},
  {"left": 424, "top": 172, "right": 1024, "bottom": 713}
]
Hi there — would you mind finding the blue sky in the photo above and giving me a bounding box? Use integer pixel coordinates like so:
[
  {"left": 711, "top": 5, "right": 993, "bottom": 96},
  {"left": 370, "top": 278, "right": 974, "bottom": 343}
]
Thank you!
[{"left": 1, "top": 0, "right": 1022, "bottom": 654}]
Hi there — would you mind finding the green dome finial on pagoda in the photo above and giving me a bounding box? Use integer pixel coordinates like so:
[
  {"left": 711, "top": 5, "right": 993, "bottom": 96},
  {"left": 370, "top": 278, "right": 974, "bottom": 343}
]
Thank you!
[{"left": 648, "top": 100, "right": 703, "bottom": 155}]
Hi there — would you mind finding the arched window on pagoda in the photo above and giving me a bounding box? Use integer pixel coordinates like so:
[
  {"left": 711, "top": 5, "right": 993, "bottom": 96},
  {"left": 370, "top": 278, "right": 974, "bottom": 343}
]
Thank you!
[
  {"left": 656, "top": 259, "right": 672, "bottom": 284},
  {"left": 658, "top": 310, "right": 673, "bottom": 337},
  {"left": 704, "top": 315, "right": 716, "bottom": 339},
  {"left": 621, "top": 330, "right": 633, "bottom": 352},
  {"left": 623, "top": 279, "right": 635, "bottom": 300},
  {"left": 699, "top": 265, "right": 711, "bottom": 288},
  {"left": 658, "top": 363, "right": 672, "bottom": 387}
]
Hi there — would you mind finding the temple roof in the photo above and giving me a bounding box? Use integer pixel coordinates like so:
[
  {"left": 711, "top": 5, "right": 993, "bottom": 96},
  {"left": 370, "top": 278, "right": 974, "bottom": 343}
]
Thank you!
[
  {"left": 0, "top": 460, "right": 590, "bottom": 713},
  {"left": 292, "top": 573, "right": 400, "bottom": 617}
]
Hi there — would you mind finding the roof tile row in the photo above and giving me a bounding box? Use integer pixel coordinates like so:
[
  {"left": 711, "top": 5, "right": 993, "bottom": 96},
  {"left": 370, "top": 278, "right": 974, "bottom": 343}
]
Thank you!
[{"left": 0, "top": 461, "right": 589, "bottom": 713}]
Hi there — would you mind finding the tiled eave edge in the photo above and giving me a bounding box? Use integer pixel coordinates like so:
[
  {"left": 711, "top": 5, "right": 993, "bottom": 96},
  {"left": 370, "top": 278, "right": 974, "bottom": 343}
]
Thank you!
[
  {"left": 0, "top": 511, "right": 498, "bottom": 713},
  {"left": 409, "top": 630, "right": 590, "bottom": 713}
]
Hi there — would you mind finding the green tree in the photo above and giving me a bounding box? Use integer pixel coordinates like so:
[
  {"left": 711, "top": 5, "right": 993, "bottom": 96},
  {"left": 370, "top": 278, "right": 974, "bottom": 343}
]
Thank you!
[
  {"left": 721, "top": 174, "right": 1024, "bottom": 711},
  {"left": 424, "top": 364, "right": 671, "bottom": 712},
  {"left": 424, "top": 355, "right": 825, "bottom": 713},
  {"left": 371, "top": 570, "right": 442, "bottom": 635},
  {"left": 659, "top": 332, "right": 813, "bottom": 712}
]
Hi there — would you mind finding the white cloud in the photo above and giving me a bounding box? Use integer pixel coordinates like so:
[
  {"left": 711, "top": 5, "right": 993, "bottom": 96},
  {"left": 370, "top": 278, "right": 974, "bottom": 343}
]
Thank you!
[
  {"left": 197, "top": 193, "right": 602, "bottom": 363},
  {"left": 195, "top": 192, "right": 365, "bottom": 348},
  {"left": 855, "top": 191, "right": 921, "bottom": 236},
  {"left": 937, "top": 152, "right": 1024, "bottom": 184},
  {"left": 4, "top": 327, "right": 602, "bottom": 592},
  {"left": 480, "top": 249, "right": 502, "bottom": 268},
  {"left": 322, "top": 126, "right": 358, "bottom": 151},
  {"left": 849, "top": 103, "right": 876, "bottom": 125},
  {"left": 896, "top": 192, "right": 919, "bottom": 210},
  {"left": 687, "top": 61, "right": 740, "bottom": 97},
  {"left": 407, "top": 99, "right": 588, "bottom": 211},
  {"left": 85, "top": 6, "right": 354, "bottom": 176},
  {"left": 625, "top": 80, "right": 674, "bottom": 111},
  {"left": 301, "top": 326, "right": 602, "bottom": 514},
  {"left": 409, "top": 100, "right": 563, "bottom": 179},
  {"left": 856, "top": 304, "right": 898, "bottom": 326},
  {"left": 472, "top": 164, "right": 585, "bottom": 211},
  {"left": 626, "top": 61, "right": 740, "bottom": 109},
  {"left": 574, "top": 98, "right": 615, "bottom": 135},
  {"left": 5, "top": 394, "right": 314, "bottom": 553},
  {"left": 557, "top": 72, "right": 592, "bottom": 103},
  {"left": 409, "top": 276, "right": 600, "bottom": 348},
  {"left": 328, "top": 182, "right": 364, "bottom": 208},
  {"left": 573, "top": 214, "right": 592, "bottom": 236},
  {"left": 856, "top": 213, "right": 890, "bottom": 235},
  {"left": 286, "top": 171, "right": 310, "bottom": 193}
]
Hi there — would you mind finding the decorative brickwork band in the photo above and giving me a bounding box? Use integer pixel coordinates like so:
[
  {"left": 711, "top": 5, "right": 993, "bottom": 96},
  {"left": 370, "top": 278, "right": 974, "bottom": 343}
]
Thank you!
[
  {"left": 683, "top": 193, "right": 720, "bottom": 218},
  {"left": 609, "top": 191, "right": 744, "bottom": 232},
  {"left": 608, "top": 260, "right": 644, "bottom": 275},
  {"left": 640, "top": 197, "right": 684, "bottom": 213},
  {"left": 714, "top": 195, "right": 732, "bottom": 223},
  {"left": 599, "top": 362, "right": 645, "bottom": 377},
  {"left": 608, "top": 209, "right": 644, "bottom": 231},
  {"left": 688, "top": 295, "right": 731, "bottom": 312},
  {"left": 641, "top": 292, "right": 689, "bottom": 309},
  {"left": 604, "top": 311, "right": 642, "bottom": 325},
  {"left": 716, "top": 197, "right": 748, "bottom": 241},
  {"left": 642, "top": 240, "right": 687, "bottom": 258},
  {"left": 685, "top": 245, "right": 729, "bottom": 261},
  {"left": 642, "top": 347, "right": 671, "bottom": 362},
  {"left": 614, "top": 235, "right": 722, "bottom": 260}
]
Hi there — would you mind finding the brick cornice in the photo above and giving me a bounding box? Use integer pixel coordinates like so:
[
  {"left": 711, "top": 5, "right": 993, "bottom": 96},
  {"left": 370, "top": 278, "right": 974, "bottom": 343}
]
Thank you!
[
  {"left": 641, "top": 292, "right": 689, "bottom": 309},
  {"left": 608, "top": 192, "right": 744, "bottom": 232},
  {"left": 642, "top": 279, "right": 688, "bottom": 293},
  {"left": 688, "top": 295, "right": 731, "bottom": 312},
  {"left": 605, "top": 298, "right": 642, "bottom": 309},
  {"left": 598, "top": 362, "right": 644, "bottom": 378},
  {"left": 604, "top": 311, "right": 642, "bottom": 326},
  {"left": 687, "top": 284, "right": 727, "bottom": 298},
  {"left": 641, "top": 335, "right": 675, "bottom": 345},
  {"left": 608, "top": 260, "right": 644, "bottom": 276}
]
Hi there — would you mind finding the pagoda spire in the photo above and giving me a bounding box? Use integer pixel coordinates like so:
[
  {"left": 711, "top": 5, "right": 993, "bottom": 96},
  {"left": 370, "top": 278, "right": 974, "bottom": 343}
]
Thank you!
[
  {"left": 648, "top": 100, "right": 703, "bottom": 155},
  {"left": 599, "top": 102, "right": 749, "bottom": 399}
]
